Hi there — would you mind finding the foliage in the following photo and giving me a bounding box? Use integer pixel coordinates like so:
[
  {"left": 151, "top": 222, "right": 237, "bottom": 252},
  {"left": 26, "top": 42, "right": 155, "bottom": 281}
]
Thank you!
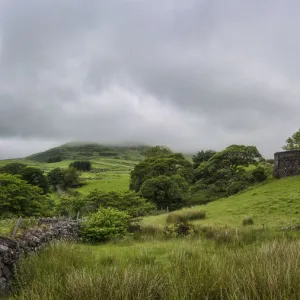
[
  {"left": 63, "top": 167, "right": 81, "bottom": 188},
  {"left": 81, "top": 208, "right": 129, "bottom": 242},
  {"left": 0, "top": 173, "right": 53, "bottom": 217},
  {"left": 47, "top": 168, "right": 65, "bottom": 190},
  {"left": 85, "top": 190, "right": 155, "bottom": 217},
  {"left": 47, "top": 155, "right": 62, "bottom": 163},
  {"left": 20, "top": 167, "right": 49, "bottom": 194},
  {"left": 142, "top": 145, "right": 173, "bottom": 158},
  {"left": 0, "top": 162, "right": 26, "bottom": 175},
  {"left": 194, "top": 145, "right": 264, "bottom": 198},
  {"left": 0, "top": 163, "right": 49, "bottom": 194},
  {"left": 283, "top": 129, "right": 300, "bottom": 150},
  {"left": 69, "top": 161, "right": 92, "bottom": 171},
  {"left": 192, "top": 150, "right": 216, "bottom": 169},
  {"left": 56, "top": 194, "right": 87, "bottom": 219},
  {"left": 130, "top": 152, "right": 194, "bottom": 192},
  {"left": 251, "top": 166, "right": 268, "bottom": 182},
  {"left": 163, "top": 222, "right": 196, "bottom": 237},
  {"left": 140, "top": 175, "right": 188, "bottom": 211}
]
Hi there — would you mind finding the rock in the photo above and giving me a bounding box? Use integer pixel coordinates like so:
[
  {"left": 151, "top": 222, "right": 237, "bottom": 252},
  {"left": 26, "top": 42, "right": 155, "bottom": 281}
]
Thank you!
[
  {"left": 0, "top": 245, "right": 9, "bottom": 253},
  {"left": 0, "top": 218, "right": 81, "bottom": 294}
]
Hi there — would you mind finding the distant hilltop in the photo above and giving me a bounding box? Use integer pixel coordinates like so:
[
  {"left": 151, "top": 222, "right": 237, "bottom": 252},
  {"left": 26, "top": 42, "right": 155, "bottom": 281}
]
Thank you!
[{"left": 26, "top": 142, "right": 151, "bottom": 163}]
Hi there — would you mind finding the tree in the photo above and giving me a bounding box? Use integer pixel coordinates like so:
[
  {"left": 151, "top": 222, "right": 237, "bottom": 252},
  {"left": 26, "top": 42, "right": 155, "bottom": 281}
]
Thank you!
[
  {"left": 21, "top": 167, "right": 49, "bottom": 194},
  {"left": 47, "top": 168, "right": 65, "bottom": 190},
  {"left": 56, "top": 194, "right": 87, "bottom": 219},
  {"left": 63, "top": 167, "right": 81, "bottom": 188},
  {"left": 69, "top": 161, "right": 92, "bottom": 171},
  {"left": 207, "top": 145, "right": 262, "bottom": 174},
  {"left": 81, "top": 208, "right": 129, "bottom": 242},
  {"left": 47, "top": 155, "right": 62, "bottom": 163},
  {"left": 142, "top": 145, "right": 173, "bottom": 158},
  {"left": 194, "top": 145, "right": 263, "bottom": 198},
  {"left": 130, "top": 153, "right": 194, "bottom": 192},
  {"left": 192, "top": 150, "right": 216, "bottom": 169},
  {"left": 140, "top": 175, "right": 188, "bottom": 210},
  {"left": 0, "top": 163, "right": 26, "bottom": 175},
  {"left": 85, "top": 190, "right": 155, "bottom": 217},
  {"left": 0, "top": 173, "right": 53, "bottom": 217},
  {"left": 283, "top": 129, "right": 300, "bottom": 150}
]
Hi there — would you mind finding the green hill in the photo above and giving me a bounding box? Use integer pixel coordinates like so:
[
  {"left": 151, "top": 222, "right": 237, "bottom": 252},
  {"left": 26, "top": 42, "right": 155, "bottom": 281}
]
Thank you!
[
  {"left": 143, "top": 176, "right": 300, "bottom": 228},
  {"left": 0, "top": 143, "right": 151, "bottom": 194},
  {"left": 26, "top": 142, "right": 150, "bottom": 162}
]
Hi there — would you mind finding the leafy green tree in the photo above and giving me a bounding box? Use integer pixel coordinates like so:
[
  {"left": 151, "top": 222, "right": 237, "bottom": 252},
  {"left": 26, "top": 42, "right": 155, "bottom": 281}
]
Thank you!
[
  {"left": 56, "top": 194, "right": 87, "bottom": 219},
  {"left": 194, "top": 145, "right": 263, "bottom": 198},
  {"left": 47, "top": 168, "right": 65, "bottom": 190},
  {"left": 140, "top": 175, "right": 188, "bottom": 210},
  {"left": 85, "top": 190, "right": 155, "bottom": 217},
  {"left": 63, "top": 167, "right": 81, "bottom": 188},
  {"left": 21, "top": 167, "right": 49, "bottom": 194},
  {"left": 81, "top": 208, "right": 129, "bottom": 242},
  {"left": 283, "top": 129, "right": 300, "bottom": 150},
  {"left": 192, "top": 150, "right": 216, "bottom": 169},
  {"left": 0, "top": 163, "right": 49, "bottom": 194},
  {"left": 69, "top": 161, "right": 92, "bottom": 171},
  {"left": 142, "top": 145, "right": 173, "bottom": 158},
  {"left": 0, "top": 163, "right": 26, "bottom": 175},
  {"left": 209, "top": 145, "right": 262, "bottom": 173},
  {"left": 47, "top": 155, "right": 62, "bottom": 163},
  {"left": 0, "top": 173, "right": 53, "bottom": 217},
  {"left": 130, "top": 153, "right": 193, "bottom": 192}
]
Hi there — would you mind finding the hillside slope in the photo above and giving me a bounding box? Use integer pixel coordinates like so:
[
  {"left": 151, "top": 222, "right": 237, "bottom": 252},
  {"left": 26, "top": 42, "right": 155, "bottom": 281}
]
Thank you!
[
  {"left": 143, "top": 176, "right": 300, "bottom": 228},
  {"left": 26, "top": 142, "right": 149, "bottom": 162}
]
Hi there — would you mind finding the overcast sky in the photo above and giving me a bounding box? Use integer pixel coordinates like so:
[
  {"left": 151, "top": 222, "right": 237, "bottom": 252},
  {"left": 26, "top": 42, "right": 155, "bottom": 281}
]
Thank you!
[{"left": 0, "top": 0, "right": 299, "bottom": 159}]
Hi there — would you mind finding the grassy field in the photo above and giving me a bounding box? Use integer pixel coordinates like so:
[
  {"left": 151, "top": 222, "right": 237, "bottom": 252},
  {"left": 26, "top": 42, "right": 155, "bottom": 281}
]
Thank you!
[
  {"left": 0, "top": 157, "right": 135, "bottom": 195},
  {"left": 143, "top": 176, "right": 300, "bottom": 228},
  {"left": 10, "top": 231, "right": 300, "bottom": 300}
]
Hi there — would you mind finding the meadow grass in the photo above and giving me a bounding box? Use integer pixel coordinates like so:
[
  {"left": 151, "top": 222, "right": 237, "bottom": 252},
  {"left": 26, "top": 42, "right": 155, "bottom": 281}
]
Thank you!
[
  {"left": 143, "top": 176, "right": 300, "bottom": 228},
  {"left": 10, "top": 230, "right": 300, "bottom": 300},
  {"left": 166, "top": 208, "right": 206, "bottom": 223},
  {"left": 0, "top": 157, "right": 134, "bottom": 195}
]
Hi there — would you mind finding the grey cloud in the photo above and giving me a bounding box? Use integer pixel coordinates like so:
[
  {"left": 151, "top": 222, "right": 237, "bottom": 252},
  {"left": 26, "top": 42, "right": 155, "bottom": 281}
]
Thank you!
[{"left": 0, "top": 0, "right": 300, "bottom": 158}]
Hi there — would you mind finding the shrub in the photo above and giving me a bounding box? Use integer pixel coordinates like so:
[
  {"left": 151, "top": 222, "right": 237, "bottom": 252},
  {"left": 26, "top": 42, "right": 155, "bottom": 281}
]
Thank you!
[
  {"left": 251, "top": 166, "right": 267, "bottom": 182},
  {"left": 166, "top": 210, "right": 206, "bottom": 224},
  {"left": 81, "top": 208, "right": 129, "bottom": 242},
  {"left": 242, "top": 216, "right": 254, "bottom": 226},
  {"left": 163, "top": 223, "right": 196, "bottom": 237},
  {"left": 69, "top": 161, "right": 92, "bottom": 171},
  {"left": 47, "top": 155, "right": 62, "bottom": 163}
]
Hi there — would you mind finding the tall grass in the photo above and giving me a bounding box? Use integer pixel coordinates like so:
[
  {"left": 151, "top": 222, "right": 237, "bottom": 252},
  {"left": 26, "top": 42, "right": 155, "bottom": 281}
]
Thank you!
[
  {"left": 166, "top": 209, "right": 206, "bottom": 223},
  {"left": 10, "top": 231, "right": 300, "bottom": 300}
]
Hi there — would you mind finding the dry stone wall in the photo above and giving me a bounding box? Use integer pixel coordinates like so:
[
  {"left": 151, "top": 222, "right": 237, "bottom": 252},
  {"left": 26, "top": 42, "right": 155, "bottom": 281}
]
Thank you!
[
  {"left": 274, "top": 150, "right": 300, "bottom": 178},
  {"left": 0, "top": 218, "right": 81, "bottom": 295}
]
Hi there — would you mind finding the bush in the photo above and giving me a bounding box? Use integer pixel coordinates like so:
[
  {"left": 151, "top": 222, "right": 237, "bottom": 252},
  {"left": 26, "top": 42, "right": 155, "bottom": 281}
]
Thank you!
[
  {"left": 81, "top": 208, "right": 129, "bottom": 242},
  {"left": 163, "top": 222, "right": 196, "bottom": 237},
  {"left": 69, "top": 161, "right": 92, "bottom": 171},
  {"left": 47, "top": 156, "right": 62, "bottom": 163},
  {"left": 251, "top": 166, "right": 267, "bottom": 183},
  {"left": 166, "top": 210, "right": 206, "bottom": 224},
  {"left": 242, "top": 216, "right": 254, "bottom": 226}
]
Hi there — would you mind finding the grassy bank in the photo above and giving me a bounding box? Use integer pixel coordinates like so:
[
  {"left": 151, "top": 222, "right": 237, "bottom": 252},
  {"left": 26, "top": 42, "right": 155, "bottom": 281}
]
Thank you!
[
  {"left": 9, "top": 231, "right": 300, "bottom": 300},
  {"left": 143, "top": 176, "right": 300, "bottom": 228}
]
